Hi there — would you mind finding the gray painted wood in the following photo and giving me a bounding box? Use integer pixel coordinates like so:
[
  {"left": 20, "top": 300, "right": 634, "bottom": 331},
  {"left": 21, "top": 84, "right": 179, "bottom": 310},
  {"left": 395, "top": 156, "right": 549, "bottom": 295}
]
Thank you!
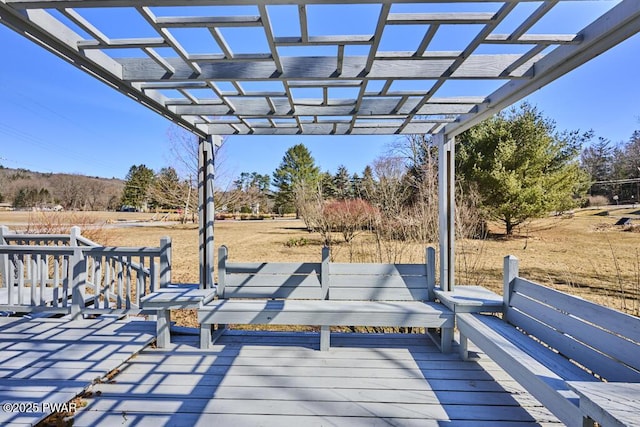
[
  {"left": 67, "top": 331, "right": 560, "bottom": 426},
  {"left": 0, "top": 0, "right": 636, "bottom": 139},
  {"left": 0, "top": 316, "right": 154, "bottom": 426},
  {"left": 435, "top": 285, "right": 503, "bottom": 313},
  {"left": 457, "top": 313, "right": 589, "bottom": 427},
  {"left": 568, "top": 382, "right": 640, "bottom": 427},
  {"left": 203, "top": 246, "right": 449, "bottom": 350},
  {"left": 458, "top": 255, "right": 640, "bottom": 427}
]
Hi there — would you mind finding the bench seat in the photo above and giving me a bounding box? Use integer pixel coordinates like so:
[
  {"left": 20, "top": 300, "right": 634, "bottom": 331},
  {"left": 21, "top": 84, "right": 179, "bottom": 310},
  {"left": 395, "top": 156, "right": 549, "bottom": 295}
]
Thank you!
[
  {"left": 458, "top": 255, "right": 640, "bottom": 427},
  {"left": 199, "top": 300, "right": 453, "bottom": 328},
  {"left": 199, "top": 246, "right": 453, "bottom": 351},
  {"left": 457, "top": 312, "right": 595, "bottom": 427}
]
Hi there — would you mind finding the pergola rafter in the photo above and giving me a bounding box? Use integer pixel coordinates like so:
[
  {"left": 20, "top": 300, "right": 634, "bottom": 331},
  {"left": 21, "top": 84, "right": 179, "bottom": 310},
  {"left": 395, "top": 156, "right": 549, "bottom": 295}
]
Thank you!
[
  {"left": 3, "top": 0, "right": 634, "bottom": 137},
  {"left": 1, "top": 0, "right": 639, "bottom": 290}
]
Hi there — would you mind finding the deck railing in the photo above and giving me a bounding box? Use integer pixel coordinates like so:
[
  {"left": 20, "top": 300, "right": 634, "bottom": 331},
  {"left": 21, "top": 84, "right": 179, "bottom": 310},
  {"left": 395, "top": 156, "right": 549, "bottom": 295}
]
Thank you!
[{"left": 0, "top": 225, "right": 171, "bottom": 317}]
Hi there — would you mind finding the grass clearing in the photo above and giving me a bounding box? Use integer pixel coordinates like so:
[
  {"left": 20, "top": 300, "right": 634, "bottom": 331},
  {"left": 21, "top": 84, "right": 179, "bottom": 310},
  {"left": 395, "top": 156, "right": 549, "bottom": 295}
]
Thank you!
[{"left": 2, "top": 207, "right": 639, "bottom": 325}]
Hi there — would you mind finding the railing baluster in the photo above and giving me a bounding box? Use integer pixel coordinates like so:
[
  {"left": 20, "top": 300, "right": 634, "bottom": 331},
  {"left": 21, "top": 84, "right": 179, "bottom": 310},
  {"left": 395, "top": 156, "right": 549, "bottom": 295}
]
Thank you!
[
  {"left": 17, "top": 256, "right": 24, "bottom": 305},
  {"left": 39, "top": 255, "right": 46, "bottom": 307},
  {"left": 117, "top": 257, "right": 123, "bottom": 309},
  {"left": 53, "top": 255, "right": 60, "bottom": 308},
  {"left": 62, "top": 255, "right": 69, "bottom": 308},
  {"left": 125, "top": 256, "right": 132, "bottom": 309}
]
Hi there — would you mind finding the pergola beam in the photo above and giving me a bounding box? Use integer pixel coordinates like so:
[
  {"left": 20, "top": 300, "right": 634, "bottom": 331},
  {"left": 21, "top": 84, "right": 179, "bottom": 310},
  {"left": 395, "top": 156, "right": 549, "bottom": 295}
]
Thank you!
[
  {"left": 118, "top": 54, "right": 537, "bottom": 81},
  {"left": 6, "top": 0, "right": 554, "bottom": 8}
]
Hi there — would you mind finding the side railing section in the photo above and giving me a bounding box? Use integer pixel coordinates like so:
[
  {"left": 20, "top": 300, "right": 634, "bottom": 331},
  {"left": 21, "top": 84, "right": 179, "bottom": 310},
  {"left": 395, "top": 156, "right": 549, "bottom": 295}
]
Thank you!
[{"left": 0, "top": 225, "right": 171, "bottom": 317}]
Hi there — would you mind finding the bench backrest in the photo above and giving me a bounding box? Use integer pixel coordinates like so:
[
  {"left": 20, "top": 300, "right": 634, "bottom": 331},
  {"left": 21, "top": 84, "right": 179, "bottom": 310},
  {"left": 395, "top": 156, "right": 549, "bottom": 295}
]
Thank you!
[
  {"left": 503, "top": 255, "right": 640, "bottom": 382},
  {"left": 329, "top": 262, "right": 431, "bottom": 301},
  {"left": 217, "top": 246, "right": 436, "bottom": 301},
  {"left": 218, "top": 246, "right": 323, "bottom": 299}
]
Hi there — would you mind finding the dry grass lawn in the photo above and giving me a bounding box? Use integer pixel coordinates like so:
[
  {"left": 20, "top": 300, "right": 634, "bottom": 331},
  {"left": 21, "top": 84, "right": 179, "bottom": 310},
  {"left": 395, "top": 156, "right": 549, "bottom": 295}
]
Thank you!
[{"left": 2, "top": 207, "right": 639, "bottom": 324}]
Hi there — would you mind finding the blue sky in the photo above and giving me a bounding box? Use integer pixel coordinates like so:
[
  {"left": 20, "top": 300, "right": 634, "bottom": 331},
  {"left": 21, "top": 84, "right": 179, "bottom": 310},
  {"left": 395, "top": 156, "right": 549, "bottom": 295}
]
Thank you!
[{"left": 1, "top": 2, "right": 639, "bottom": 183}]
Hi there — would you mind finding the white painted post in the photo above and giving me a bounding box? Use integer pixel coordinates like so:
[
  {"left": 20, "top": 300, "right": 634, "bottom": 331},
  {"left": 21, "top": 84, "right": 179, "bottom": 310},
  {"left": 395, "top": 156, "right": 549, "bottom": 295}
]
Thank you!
[
  {"left": 321, "top": 246, "right": 330, "bottom": 300},
  {"left": 448, "top": 136, "right": 455, "bottom": 291},
  {"left": 0, "top": 226, "right": 9, "bottom": 291},
  {"left": 70, "top": 248, "right": 86, "bottom": 319},
  {"left": 503, "top": 255, "right": 519, "bottom": 316},
  {"left": 70, "top": 226, "right": 81, "bottom": 246},
  {"left": 199, "top": 135, "right": 220, "bottom": 290},
  {"left": 437, "top": 132, "right": 455, "bottom": 291},
  {"left": 217, "top": 246, "right": 227, "bottom": 298},
  {"left": 69, "top": 226, "right": 85, "bottom": 319},
  {"left": 426, "top": 246, "right": 436, "bottom": 301},
  {"left": 320, "top": 246, "right": 331, "bottom": 351},
  {"left": 159, "top": 236, "right": 172, "bottom": 289}
]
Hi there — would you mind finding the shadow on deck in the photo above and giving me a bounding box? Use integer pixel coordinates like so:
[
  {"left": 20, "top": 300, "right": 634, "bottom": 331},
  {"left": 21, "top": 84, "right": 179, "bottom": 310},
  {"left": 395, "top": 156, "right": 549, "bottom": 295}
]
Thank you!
[
  {"left": 71, "top": 330, "right": 561, "bottom": 427},
  {"left": 0, "top": 316, "right": 155, "bottom": 426}
]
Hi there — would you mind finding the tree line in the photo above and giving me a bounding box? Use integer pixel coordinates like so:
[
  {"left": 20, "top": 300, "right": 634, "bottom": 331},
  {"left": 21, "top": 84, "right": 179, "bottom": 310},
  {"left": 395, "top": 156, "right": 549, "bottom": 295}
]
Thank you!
[
  {"left": 4, "top": 102, "right": 636, "bottom": 235},
  {"left": 0, "top": 166, "right": 123, "bottom": 211}
]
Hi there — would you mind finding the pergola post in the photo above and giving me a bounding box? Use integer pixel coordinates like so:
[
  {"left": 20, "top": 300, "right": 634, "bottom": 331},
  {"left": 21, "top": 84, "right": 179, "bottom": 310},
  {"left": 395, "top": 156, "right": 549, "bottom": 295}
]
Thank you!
[
  {"left": 437, "top": 131, "right": 455, "bottom": 292},
  {"left": 198, "top": 135, "right": 218, "bottom": 290}
]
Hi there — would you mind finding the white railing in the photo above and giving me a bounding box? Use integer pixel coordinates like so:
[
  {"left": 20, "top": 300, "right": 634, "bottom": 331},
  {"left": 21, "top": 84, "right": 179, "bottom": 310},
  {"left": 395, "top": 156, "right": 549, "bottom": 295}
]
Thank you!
[{"left": 0, "top": 226, "right": 171, "bottom": 317}]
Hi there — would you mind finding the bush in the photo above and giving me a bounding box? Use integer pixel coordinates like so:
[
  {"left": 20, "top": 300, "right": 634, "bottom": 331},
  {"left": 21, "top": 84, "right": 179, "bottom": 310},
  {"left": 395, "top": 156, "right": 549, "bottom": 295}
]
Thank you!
[
  {"left": 284, "top": 237, "right": 309, "bottom": 247},
  {"left": 323, "top": 199, "right": 378, "bottom": 243},
  {"left": 588, "top": 195, "right": 610, "bottom": 207},
  {"left": 25, "top": 211, "right": 110, "bottom": 244}
]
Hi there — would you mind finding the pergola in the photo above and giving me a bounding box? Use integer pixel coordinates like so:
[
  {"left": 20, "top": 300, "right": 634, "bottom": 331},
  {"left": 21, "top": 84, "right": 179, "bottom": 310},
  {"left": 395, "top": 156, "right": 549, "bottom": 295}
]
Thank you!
[{"left": 1, "top": 0, "right": 638, "bottom": 291}]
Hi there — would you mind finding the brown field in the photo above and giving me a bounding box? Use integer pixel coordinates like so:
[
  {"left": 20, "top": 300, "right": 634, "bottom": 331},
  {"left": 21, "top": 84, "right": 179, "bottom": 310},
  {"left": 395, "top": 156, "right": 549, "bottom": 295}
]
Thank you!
[{"left": 2, "top": 207, "right": 639, "bottom": 324}]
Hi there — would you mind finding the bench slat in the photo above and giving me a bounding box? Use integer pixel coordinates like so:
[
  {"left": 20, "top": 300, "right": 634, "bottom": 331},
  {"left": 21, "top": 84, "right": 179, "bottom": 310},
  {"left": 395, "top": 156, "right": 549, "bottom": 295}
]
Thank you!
[
  {"left": 223, "top": 287, "right": 324, "bottom": 299},
  {"left": 329, "top": 275, "right": 427, "bottom": 289},
  {"left": 513, "top": 278, "right": 640, "bottom": 344},
  {"left": 510, "top": 292, "right": 640, "bottom": 378},
  {"left": 457, "top": 313, "right": 592, "bottom": 427},
  {"left": 199, "top": 300, "right": 453, "bottom": 328},
  {"left": 330, "top": 263, "right": 426, "bottom": 276},
  {"left": 225, "top": 262, "right": 321, "bottom": 275},
  {"left": 506, "top": 307, "right": 640, "bottom": 383},
  {"left": 225, "top": 274, "right": 321, "bottom": 288},
  {"left": 330, "top": 287, "right": 428, "bottom": 301}
]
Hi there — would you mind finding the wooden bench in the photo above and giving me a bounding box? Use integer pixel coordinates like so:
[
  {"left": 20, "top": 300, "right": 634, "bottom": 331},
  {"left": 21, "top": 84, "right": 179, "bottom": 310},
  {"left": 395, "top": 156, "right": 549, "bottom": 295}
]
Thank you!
[
  {"left": 199, "top": 246, "right": 454, "bottom": 351},
  {"left": 457, "top": 255, "right": 640, "bottom": 427},
  {"left": 140, "top": 284, "right": 216, "bottom": 348}
]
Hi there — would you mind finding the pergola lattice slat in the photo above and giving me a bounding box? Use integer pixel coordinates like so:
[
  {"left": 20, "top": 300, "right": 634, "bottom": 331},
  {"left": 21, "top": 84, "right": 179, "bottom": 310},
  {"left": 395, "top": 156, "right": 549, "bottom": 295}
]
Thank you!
[{"left": 1, "top": 0, "right": 638, "bottom": 138}]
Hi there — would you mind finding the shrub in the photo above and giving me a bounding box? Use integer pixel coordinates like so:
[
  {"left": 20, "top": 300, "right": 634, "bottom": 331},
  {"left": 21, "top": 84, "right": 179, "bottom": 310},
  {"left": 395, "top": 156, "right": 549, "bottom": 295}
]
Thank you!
[
  {"left": 588, "top": 195, "right": 610, "bottom": 207},
  {"left": 323, "top": 199, "right": 377, "bottom": 243},
  {"left": 284, "top": 237, "right": 309, "bottom": 247}
]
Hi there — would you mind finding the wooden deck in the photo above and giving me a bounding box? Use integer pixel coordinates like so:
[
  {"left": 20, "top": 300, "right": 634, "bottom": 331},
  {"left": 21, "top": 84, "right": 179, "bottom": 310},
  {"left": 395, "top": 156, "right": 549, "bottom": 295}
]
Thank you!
[
  {"left": 0, "top": 316, "right": 155, "bottom": 426},
  {"left": 71, "top": 331, "right": 562, "bottom": 427}
]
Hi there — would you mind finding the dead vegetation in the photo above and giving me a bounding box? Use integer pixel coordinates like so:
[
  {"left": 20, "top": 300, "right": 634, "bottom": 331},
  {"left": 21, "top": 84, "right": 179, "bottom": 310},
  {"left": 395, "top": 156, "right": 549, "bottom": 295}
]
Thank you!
[{"left": 3, "top": 207, "right": 639, "bottom": 323}]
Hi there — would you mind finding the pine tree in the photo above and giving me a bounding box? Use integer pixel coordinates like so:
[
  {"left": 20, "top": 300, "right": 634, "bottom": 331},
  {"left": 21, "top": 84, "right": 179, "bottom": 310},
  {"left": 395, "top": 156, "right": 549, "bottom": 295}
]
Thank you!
[
  {"left": 333, "top": 165, "right": 352, "bottom": 199},
  {"left": 121, "top": 164, "right": 154, "bottom": 210},
  {"left": 272, "top": 144, "right": 320, "bottom": 215},
  {"left": 457, "top": 103, "right": 589, "bottom": 235}
]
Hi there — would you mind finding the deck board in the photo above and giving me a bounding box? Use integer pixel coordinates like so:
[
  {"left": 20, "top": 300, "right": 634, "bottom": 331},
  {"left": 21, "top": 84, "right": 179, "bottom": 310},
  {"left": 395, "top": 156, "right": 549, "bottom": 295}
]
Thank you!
[
  {"left": 72, "top": 331, "right": 561, "bottom": 427},
  {"left": 0, "top": 316, "right": 155, "bottom": 426}
]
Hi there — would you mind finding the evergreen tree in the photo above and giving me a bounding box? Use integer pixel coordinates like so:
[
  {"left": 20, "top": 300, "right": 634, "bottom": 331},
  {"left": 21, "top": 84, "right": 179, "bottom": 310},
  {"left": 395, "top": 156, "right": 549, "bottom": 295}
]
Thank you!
[
  {"left": 360, "top": 165, "right": 376, "bottom": 200},
  {"left": 457, "top": 103, "right": 589, "bottom": 235},
  {"left": 333, "top": 165, "right": 352, "bottom": 199},
  {"left": 581, "top": 134, "right": 613, "bottom": 197},
  {"left": 121, "top": 164, "right": 154, "bottom": 210},
  {"left": 272, "top": 144, "right": 320, "bottom": 215},
  {"left": 320, "top": 171, "right": 336, "bottom": 199}
]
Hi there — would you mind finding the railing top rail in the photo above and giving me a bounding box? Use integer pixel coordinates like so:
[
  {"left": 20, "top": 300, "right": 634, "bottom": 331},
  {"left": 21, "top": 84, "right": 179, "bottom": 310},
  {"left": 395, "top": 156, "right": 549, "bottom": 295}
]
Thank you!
[
  {"left": 0, "top": 245, "right": 76, "bottom": 256},
  {"left": 83, "top": 246, "right": 163, "bottom": 257},
  {"left": 0, "top": 245, "right": 163, "bottom": 257},
  {"left": 76, "top": 236, "right": 100, "bottom": 247},
  {"left": 4, "top": 234, "right": 72, "bottom": 241}
]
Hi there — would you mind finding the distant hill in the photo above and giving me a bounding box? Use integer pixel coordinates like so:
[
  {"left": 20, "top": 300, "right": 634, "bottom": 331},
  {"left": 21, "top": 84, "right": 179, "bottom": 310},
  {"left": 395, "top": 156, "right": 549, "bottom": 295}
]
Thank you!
[{"left": 0, "top": 166, "right": 124, "bottom": 211}]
